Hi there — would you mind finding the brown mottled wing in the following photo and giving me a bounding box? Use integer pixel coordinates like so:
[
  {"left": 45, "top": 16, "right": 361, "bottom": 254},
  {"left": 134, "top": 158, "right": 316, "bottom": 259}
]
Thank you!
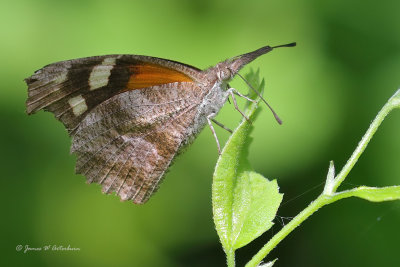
[
  {"left": 71, "top": 82, "right": 201, "bottom": 204},
  {"left": 25, "top": 54, "right": 202, "bottom": 133}
]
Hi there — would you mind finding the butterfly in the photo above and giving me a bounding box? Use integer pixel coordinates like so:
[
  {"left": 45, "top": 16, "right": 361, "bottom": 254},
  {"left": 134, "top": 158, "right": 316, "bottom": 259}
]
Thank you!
[{"left": 25, "top": 42, "right": 295, "bottom": 204}]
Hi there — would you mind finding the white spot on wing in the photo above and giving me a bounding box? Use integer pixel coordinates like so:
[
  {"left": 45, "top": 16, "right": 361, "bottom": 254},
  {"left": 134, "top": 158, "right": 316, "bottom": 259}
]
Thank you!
[
  {"left": 89, "top": 57, "right": 116, "bottom": 90},
  {"left": 102, "top": 57, "right": 117, "bottom": 65},
  {"left": 55, "top": 69, "right": 68, "bottom": 84},
  {"left": 68, "top": 95, "right": 88, "bottom": 116}
]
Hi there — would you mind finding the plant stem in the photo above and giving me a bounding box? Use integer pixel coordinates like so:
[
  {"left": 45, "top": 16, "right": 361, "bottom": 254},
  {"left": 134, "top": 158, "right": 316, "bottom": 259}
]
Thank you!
[
  {"left": 227, "top": 248, "right": 235, "bottom": 267},
  {"left": 245, "top": 89, "right": 400, "bottom": 267},
  {"left": 331, "top": 90, "right": 400, "bottom": 192},
  {"left": 245, "top": 194, "right": 334, "bottom": 267}
]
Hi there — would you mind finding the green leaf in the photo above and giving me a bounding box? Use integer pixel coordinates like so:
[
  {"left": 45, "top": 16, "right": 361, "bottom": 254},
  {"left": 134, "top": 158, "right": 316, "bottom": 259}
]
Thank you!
[
  {"left": 232, "top": 171, "right": 282, "bottom": 249},
  {"left": 333, "top": 186, "right": 400, "bottom": 202},
  {"left": 212, "top": 70, "right": 283, "bottom": 256}
]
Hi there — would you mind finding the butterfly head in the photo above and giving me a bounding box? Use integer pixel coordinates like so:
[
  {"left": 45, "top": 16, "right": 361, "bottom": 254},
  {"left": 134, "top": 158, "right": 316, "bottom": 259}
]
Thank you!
[
  {"left": 215, "top": 63, "right": 235, "bottom": 82},
  {"left": 204, "top": 42, "right": 296, "bottom": 86}
]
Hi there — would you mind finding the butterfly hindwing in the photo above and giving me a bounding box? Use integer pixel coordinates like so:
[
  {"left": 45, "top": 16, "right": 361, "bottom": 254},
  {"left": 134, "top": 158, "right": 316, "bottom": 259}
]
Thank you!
[{"left": 71, "top": 82, "right": 201, "bottom": 203}]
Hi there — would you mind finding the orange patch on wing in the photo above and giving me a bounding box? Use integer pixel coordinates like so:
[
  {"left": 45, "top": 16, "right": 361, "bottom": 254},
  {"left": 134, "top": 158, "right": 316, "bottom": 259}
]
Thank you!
[{"left": 126, "top": 63, "right": 194, "bottom": 90}]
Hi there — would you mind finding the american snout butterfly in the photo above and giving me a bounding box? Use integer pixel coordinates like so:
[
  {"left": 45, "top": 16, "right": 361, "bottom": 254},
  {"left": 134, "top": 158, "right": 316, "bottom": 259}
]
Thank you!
[{"left": 25, "top": 42, "right": 296, "bottom": 204}]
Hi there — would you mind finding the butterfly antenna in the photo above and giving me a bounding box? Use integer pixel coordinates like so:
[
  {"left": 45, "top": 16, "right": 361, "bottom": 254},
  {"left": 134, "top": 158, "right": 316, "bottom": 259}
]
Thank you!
[{"left": 237, "top": 72, "right": 283, "bottom": 125}]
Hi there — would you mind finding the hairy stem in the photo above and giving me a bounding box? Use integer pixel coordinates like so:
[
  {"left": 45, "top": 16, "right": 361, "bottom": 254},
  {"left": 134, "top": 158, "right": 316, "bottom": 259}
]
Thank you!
[
  {"left": 245, "top": 89, "right": 400, "bottom": 267},
  {"left": 227, "top": 248, "right": 235, "bottom": 267},
  {"left": 331, "top": 93, "right": 400, "bottom": 192},
  {"left": 245, "top": 194, "right": 334, "bottom": 267}
]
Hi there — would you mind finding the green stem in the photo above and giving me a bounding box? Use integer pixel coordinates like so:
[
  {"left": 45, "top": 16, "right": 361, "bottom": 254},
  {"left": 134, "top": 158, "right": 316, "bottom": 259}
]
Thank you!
[
  {"left": 227, "top": 248, "right": 235, "bottom": 267},
  {"left": 246, "top": 89, "right": 400, "bottom": 267},
  {"left": 331, "top": 91, "right": 400, "bottom": 192},
  {"left": 245, "top": 194, "right": 334, "bottom": 267}
]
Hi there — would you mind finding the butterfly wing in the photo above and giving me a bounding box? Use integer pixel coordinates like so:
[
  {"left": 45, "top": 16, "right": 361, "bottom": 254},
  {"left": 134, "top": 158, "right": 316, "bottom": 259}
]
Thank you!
[
  {"left": 71, "top": 82, "right": 201, "bottom": 204},
  {"left": 25, "top": 54, "right": 202, "bottom": 132},
  {"left": 25, "top": 55, "right": 204, "bottom": 203}
]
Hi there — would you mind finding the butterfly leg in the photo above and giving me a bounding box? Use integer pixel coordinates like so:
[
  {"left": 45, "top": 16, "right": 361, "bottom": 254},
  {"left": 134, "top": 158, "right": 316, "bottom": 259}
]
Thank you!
[
  {"left": 211, "top": 118, "right": 233, "bottom": 133},
  {"left": 226, "top": 84, "right": 232, "bottom": 104},
  {"left": 207, "top": 113, "right": 222, "bottom": 155},
  {"left": 227, "top": 89, "right": 252, "bottom": 123},
  {"left": 231, "top": 89, "right": 257, "bottom": 104}
]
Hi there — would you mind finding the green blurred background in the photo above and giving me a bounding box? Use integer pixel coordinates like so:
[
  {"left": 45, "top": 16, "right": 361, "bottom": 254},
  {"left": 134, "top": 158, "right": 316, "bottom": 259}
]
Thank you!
[{"left": 2, "top": 0, "right": 400, "bottom": 266}]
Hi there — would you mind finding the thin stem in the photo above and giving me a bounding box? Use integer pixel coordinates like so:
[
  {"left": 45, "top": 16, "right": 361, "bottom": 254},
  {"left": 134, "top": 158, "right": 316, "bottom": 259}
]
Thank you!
[
  {"left": 227, "top": 248, "right": 235, "bottom": 267},
  {"left": 331, "top": 92, "right": 400, "bottom": 192},
  {"left": 245, "top": 194, "right": 334, "bottom": 267},
  {"left": 245, "top": 89, "right": 400, "bottom": 267}
]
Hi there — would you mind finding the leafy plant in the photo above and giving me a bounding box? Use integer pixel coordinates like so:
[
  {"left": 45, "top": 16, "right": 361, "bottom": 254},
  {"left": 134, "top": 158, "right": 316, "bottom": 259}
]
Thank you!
[{"left": 212, "top": 70, "right": 400, "bottom": 267}]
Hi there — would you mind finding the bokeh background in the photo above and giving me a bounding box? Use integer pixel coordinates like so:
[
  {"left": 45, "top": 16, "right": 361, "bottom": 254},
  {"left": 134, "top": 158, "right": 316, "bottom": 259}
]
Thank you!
[{"left": 2, "top": 0, "right": 400, "bottom": 266}]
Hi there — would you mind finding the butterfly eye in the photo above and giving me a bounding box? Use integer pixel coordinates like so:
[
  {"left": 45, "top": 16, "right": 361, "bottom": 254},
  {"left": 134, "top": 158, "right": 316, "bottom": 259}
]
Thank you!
[{"left": 217, "top": 68, "right": 232, "bottom": 82}]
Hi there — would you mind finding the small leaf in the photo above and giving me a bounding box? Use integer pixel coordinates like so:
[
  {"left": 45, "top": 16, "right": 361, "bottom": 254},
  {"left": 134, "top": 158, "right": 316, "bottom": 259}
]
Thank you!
[
  {"left": 258, "top": 259, "right": 278, "bottom": 267},
  {"left": 212, "top": 70, "right": 283, "bottom": 256},
  {"left": 334, "top": 186, "right": 400, "bottom": 202},
  {"left": 323, "top": 161, "right": 336, "bottom": 195},
  {"left": 232, "top": 172, "right": 282, "bottom": 249}
]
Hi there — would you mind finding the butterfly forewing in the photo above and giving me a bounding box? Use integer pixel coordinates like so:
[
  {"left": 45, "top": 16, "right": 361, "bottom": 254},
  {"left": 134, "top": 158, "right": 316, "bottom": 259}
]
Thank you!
[{"left": 25, "top": 55, "right": 202, "bottom": 132}]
